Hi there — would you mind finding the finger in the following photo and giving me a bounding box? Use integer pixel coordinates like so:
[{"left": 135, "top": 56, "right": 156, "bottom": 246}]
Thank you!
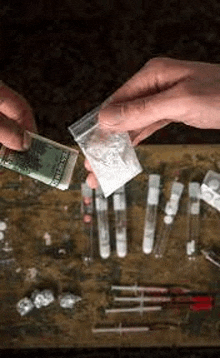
[
  {"left": 0, "top": 112, "right": 31, "bottom": 150},
  {"left": 101, "top": 57, "right": 192, "bottom": 106},
  {"left": 0, "top": 82, "right": 37, "bottom": 132},
  {"left": 84, "top": 159, "right": 93, "bottom": 172},
  {"left": 98, "top": 57, "right": 193, "bottom": 131},
  {"left": 99, "top": 80, "right": 189, "bottom": 132},
  {"left": 86, "top": 172, "right": 99, "bottom": 189},
  {"left": 130, "top": 119, "right": 171, "bottom": 146}
]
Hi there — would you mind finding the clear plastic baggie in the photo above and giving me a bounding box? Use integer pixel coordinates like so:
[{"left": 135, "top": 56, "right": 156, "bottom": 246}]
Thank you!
[{"left": 68, "top": 106, "right": 142, "bottom": 197}]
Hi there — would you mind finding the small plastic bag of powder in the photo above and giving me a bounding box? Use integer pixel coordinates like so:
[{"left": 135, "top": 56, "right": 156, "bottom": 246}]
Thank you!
[{"left": 68, "top": 106, "right": 142, "bottom": 197}]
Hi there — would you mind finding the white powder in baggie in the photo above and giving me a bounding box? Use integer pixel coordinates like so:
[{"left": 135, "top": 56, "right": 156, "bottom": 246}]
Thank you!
[
  {"left": 69, "top": 106, "right": 143, "bottom": 198},
  {"left": 82, "top": 128, "right": 142, "bottom": 197}
]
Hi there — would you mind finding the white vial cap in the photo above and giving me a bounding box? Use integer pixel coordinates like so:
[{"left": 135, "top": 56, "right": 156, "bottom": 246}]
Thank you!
[
  {"left": 95, "top": 185, "right": 104, "bottom": 197},
  {"left": 148, "top": 187, "right": 159, "bottom": 205},
  {"left": 96, "top": 196, "right": 108, "bottom": 211},
  {"left": 171, "top": 182, "right": 184, "bottom": 197},
  {"left": 164, "top": 215, "right": 173, "bottom": 225},
  {"left": 0, "top": 221, "right": 7, "bottom": 231},
  {"left": 214, "top": 197, "right": 220, "bottom": 210},
  {"left": 114, "top": 185, "right": 125, "bottom": 195},
  {"left": 165, "top": 201, "right": 178, "bottom": 216},
  {"left": 191, "top": 202, "right": 200, "bottom": 215},
  {"left": 113, "top": 191, "right": 126, "bottom": 210},
  {"left": 149, "top": 174, "right": 160, "bottom": 188},
  {"left": 189, "top": 182, "right": 200, "bottom": 198},
  {"left": 208, "top": 178, "right": 220, "bottom": 191},
  {"left": 202, "top": 190, "right": 214, "bottom": 202}
]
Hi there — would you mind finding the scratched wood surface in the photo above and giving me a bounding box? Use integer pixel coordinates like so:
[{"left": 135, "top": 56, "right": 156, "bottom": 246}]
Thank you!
[{"left": 1, "top": 144, "right": 220, "bottom": 348}]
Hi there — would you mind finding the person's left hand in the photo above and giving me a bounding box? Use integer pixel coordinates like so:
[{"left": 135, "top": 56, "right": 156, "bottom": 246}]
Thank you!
[{"left": 0, "top": 81, "right": 37, "bottom": 150}]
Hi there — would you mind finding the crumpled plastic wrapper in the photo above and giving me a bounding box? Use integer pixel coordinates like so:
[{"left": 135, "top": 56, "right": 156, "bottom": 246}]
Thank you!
[{"left": 59, "top": 293, "right": 82, "bottom": 309}]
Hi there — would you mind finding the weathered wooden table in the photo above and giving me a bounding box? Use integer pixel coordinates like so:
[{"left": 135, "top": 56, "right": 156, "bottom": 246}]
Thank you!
[{"left": 1, "top": 144, "right": 220, "bottom": 348}]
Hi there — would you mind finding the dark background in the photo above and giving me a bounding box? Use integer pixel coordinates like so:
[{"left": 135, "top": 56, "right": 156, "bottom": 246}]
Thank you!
[
  {"left": 1, "top": 0, "right": 220, "bottom": 147},
  {"left": 1, "top": 0, "right": 220, "bottom": 356}
]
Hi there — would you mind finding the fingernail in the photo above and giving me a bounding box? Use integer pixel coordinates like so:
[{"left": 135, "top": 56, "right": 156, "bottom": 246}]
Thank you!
[{"left": 22, "top": 131, "right": 32, "bottom": 150}]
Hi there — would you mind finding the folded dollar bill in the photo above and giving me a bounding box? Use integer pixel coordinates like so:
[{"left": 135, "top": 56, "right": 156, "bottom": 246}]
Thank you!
[{"left": 0, "top": 132, "right": 78, "bottom": 190}]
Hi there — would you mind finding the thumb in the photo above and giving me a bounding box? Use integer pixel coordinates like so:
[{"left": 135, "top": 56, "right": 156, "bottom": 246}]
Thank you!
[
  {"left": 0, "top": 112, "right": 31, "bottom": 150},
  {"left": 98, "top": 83, "right": 185, "bottom": 132}
]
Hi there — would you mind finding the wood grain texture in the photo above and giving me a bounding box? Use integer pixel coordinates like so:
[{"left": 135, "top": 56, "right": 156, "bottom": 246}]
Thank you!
[{"left": 0, "top": 145, "right": 220, "bottom": 348}]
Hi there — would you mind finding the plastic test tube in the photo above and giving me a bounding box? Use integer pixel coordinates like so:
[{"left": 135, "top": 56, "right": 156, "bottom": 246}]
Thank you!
[
  {"left": 81, "top": 182, "right": 94, "bottom": 264},
  {"left": 153, "top": 182, "right": 184, "bottom": 258},
  {"left": 95, "top": 186, "right": 110, "bottom": 259},
  {"left": 186, "top": 182, "right": 200, "bottom": 259},
  {"left": 143, "top": 174, "right": 160, "bottom": 254},
  {"left": 113, "top": 185, "right": 127, "bottom": 258}
]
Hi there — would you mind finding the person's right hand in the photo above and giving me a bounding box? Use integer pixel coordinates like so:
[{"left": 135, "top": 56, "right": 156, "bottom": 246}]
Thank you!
[
  {"left": 85, "top": 57, "right": 220, "bottom": 188},
  {"left": 0, "top": 81, "right": 37, "bottom": 151}
]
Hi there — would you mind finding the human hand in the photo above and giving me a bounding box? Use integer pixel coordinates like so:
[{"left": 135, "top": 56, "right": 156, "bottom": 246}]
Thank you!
[
  {"left": 85, "top": 57, "right": 220, "bottom": 188},
  {"left": 0, "top": 81, "right": 37, "bottom": 151}
]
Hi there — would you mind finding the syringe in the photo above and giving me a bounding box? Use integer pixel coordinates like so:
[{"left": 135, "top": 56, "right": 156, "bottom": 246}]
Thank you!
[
  {"left": 81, "top": 182, "right": 94, "bottom": 264},
  {"left": 95, "top": 186, "right": 110, "bottom": 259},
  {"left": 153, "top": 181, "right": 184, "bottom": 258},
  {"left": 201, "top": 249, "right": 220, "bottom": 269},
  {"left": 113, "top": 185, "right": 127, "bottom": 258},
  {"left": 142, "top": 174, "right": 160, "bottom": 254},
  {"left": 186, "top": 182, "right": 200, "bottom": 259}
]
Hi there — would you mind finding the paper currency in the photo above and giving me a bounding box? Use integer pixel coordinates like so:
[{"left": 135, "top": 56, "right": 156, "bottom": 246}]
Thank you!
[{"left": 0, "top": 131, "right": 78, "bottom": 190}]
